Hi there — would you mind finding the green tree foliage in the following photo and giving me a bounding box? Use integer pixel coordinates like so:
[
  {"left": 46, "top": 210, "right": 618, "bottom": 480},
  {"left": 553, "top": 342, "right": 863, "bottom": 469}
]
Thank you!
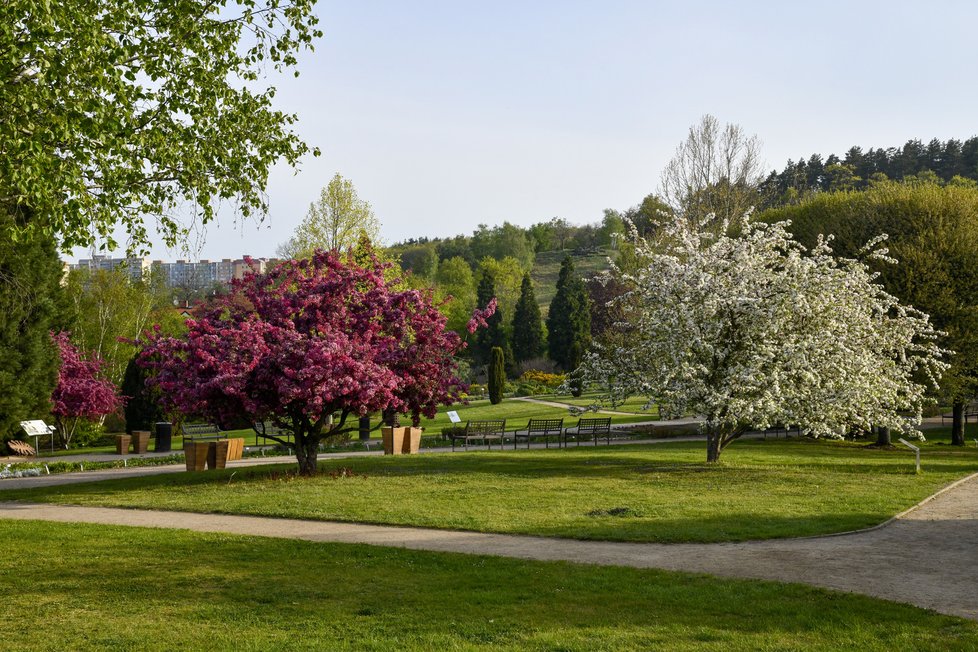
[
  {"left": 65, "top": 267, "right": 175, "bottom": 386},
  {"left": 470, "top": 222, "right": 536, "bottom": 270},
  {"left": 3, "top": 0, "right": 321, "bottom": 252},
  {"left": 0, "top": 206, "right": 64, "bottom": 440},
  {"left": 477, "top": 256, "right": 525, "bottom": 325},
  {"left": 396, "top": 243, "right": 439, "bottom": 280},
  {"left": 435, "top": 257, "right": 476, "bottom": 334},
  {"left": 547, "top": 256, "right": 591, "bottom": 372},
  {"left": 473, "top": 269, "right": 506, "bottom": 366},
  {"left": 760, "top": 136, "right": 978, "bottom": 207},
  {"left": 761, "top": 180, "right": 978, "bottom": 445},
  {"left": 488, "top": 346, "right": 505, "bottom": 405},
  {"left": 279, "top": 174, "right": 380, "bottom": 258},
  {"left": 512, "top": 274, "right": 545, "bottom": 363},
  {"left": 121, "top": 356, "right": 163, "bottom": 434}
]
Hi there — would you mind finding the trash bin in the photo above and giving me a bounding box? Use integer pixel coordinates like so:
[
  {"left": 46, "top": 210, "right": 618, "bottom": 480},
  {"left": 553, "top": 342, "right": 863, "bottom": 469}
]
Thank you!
[{"left": 155, "top": 421, "right": 173, "bottom": 453}]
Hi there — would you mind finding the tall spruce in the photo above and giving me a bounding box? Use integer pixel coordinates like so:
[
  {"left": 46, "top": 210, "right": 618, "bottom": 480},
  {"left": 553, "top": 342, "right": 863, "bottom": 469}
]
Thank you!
[
  {"left": 474, "top": 268, "right": 506, "bottom": 366},
  {"left": 512, "top": 273, "right": 544, "bottom": 363},
  {"left": 488, "top": 347, "right": 505, "bottom": 404},
  {"left": 0, "top": 206, "right": 64, "bottom": 440},
  {"left": 547, "top": 256, "right": 591, "bottom": 372}
]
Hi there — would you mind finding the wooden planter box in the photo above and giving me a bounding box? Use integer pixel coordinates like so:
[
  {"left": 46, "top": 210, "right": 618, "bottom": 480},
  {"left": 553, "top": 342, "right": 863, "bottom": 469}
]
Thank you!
[
  {"left": 115, "top": 435, "right": 131, "bottom": 455},
  {"left": 403, "top": 427, "right": 422, "bottom": 454},
  {"left": 130, "top": 431, "right": 150, "bottom": 454},
  {"left": 207, "top": 440, "right": 231, "bottom": 470},
  {"left": 382, "top": 427, "right": 405, "bottom": 455},
  {"left": 383, "top": 427, "right": 422, "bottom": 455},
  {"left": 184, "top": 442, "right": 209, "bottom": 471},
  {"left": 226, "top": 437, "right": 244, "bottom": 461}
]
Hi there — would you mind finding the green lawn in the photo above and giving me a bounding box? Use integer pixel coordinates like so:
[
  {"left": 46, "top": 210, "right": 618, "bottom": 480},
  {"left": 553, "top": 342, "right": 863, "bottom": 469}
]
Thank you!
[
  {"left": 541, "top": 392, "right": 662, "bottom": 415},
  {"left": 1, "top": 520, "right": 975, "bottom": 651},
  {"left": 10, "top": 432, "right": 978, "bottom": 543},
  {"left": 35, "top": 399, "right": 655, "bottom": 458}
]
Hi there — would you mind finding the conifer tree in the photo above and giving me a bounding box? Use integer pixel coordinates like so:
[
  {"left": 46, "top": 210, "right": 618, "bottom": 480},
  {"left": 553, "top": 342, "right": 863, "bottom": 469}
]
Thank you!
[
  {"left": 474, "top": 268, "right": 506, "bottom": 366},
  {"left": 0, "top": 206, "right": 64, "bottom": 440},
  {"left": 488, "top": 347, "right": 505, "bottom": 405},
  {"left": 512, "top": 273, "right": 544, "bottom": 363},
  {"left": 547, "top": 257, "right": 591, "bottom": 372}
]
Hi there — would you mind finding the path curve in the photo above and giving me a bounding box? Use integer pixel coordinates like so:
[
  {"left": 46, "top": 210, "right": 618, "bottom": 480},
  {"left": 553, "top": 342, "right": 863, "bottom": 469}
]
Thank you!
[{"left": 3, "top": 471, "right": 978, "bottom": 621}]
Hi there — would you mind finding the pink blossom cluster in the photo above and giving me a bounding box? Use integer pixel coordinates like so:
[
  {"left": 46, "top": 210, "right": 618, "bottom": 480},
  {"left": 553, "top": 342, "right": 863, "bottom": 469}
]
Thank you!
[
  {"left": 138, "top": 249, "right": 494, "bottom": 436},
  {"left": 50, "top": 331, "right": 121, "bottom": 420}
]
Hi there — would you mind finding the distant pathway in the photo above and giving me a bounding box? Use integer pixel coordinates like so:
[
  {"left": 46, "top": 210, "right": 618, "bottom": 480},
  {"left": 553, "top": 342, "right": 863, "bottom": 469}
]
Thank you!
[
  {"left": 3, "top": 471, "right": 977, "bottom": 620},
  {"left": 513, "top": 395, "right": 686, "bottom": 421}
]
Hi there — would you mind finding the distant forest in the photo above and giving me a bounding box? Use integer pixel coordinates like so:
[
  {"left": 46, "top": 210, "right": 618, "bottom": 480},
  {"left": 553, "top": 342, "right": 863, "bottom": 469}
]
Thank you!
[{"left": 760, "top": 136, "right": 978, "bottom": 206}]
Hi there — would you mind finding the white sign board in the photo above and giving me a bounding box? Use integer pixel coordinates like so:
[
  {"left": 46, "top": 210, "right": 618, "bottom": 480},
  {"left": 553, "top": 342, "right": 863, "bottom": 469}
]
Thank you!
[
  {"left": 446, "top": 411, "right": 461, "bottom": 424},
  {"left": 20, "top": 420, "right": 53, "bottom": 436}
]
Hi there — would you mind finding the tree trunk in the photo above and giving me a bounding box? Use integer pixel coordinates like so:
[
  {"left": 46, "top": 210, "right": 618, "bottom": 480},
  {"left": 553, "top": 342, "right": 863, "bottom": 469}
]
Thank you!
[
  {"left": 876, "top": 426, "right": 891, "bottom": 447},
  {"left": 706, "top": 429, "right": 722, "bottom": 463},
  {"left": 382, "top": 409, "right": 400, "bottom": 427},
  {"left": 358, "top": 415, "right": 371, "bottom": 441},
  {"left": 951, "top": 402, "right": 965, "bottom": 446},
  {"left": 295, "top": 435, "right": 320, "bottom": 476}
]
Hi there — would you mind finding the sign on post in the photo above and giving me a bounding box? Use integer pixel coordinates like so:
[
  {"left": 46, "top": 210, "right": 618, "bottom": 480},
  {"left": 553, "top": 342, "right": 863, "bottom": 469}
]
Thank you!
[
  {"left": 446, "top": 411, "right": 461, "bottom": 424},
  {"left": 897, "top": 438, "right": 921, "bottom": 473}
]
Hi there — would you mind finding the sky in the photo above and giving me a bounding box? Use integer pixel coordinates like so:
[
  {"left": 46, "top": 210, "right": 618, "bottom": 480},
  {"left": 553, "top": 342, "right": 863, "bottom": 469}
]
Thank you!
[{"left": 72, "top": 0, "right": 978, "bottom": 262}]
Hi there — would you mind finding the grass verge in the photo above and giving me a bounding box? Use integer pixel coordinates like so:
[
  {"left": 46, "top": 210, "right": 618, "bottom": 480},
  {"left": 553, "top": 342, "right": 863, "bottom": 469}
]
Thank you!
[
  {"left": 1, "top": 520, "right": 975, "bottom": 651},
  {"left": 7, "top": 432, "right": 977, "bottom": 543}
]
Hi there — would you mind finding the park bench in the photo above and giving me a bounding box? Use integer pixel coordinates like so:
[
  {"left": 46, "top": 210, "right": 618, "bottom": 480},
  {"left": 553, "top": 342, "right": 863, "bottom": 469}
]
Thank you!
[
  {"left": 450, "top": 419, "right": 506, "bottom": 451},
  {"left": 6, "top": 440, "right": 36, "bottom": 457},
  {"left": 19, "top": 420, "right": 57, "bottom": 454},
  {"left": 512, "top": 418, "right": 565, "bottom": 449},
  {"left": 941, "top": 403, "right": 978, "bottom": 426},
  {"left": 562, "top": 417, "right": 613, "bottom": 446},
  {"left": 253, "top": 421, "right": 294, "bottom": 447},
  {"left": 181, "top": 423, "right": 226, "bottom": 442}
]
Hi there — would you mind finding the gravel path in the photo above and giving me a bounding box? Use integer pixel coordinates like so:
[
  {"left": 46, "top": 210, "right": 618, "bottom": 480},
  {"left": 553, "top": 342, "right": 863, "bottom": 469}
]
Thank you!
[{"left": 3, "top": 471, "right": 977, "bottom": 620}]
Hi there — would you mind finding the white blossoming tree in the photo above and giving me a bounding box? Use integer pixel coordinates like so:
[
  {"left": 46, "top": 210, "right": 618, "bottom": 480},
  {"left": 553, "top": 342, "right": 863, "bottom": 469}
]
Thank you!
[{"left": 578, "top": 214, "right": 947, "bottom": 463}]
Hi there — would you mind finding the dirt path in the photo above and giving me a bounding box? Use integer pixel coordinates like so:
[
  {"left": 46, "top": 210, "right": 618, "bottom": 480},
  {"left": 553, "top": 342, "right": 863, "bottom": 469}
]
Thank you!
[{"left": 3, "top": 471, "right": 977, "bottom": 620}]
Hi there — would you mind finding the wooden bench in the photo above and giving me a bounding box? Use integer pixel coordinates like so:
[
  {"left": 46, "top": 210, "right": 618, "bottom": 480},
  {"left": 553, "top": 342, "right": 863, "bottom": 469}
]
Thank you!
[
  {"left": 253, "top": 421, "right": 294, "bottom": 446},
  {"left": 450, "top": 419, "right": 506, "bottom": 451},
  {"left": 562, "top": 417, "right": 613, "bottom": 446},
  {"left": 942, "top": 403, "right": 978, "bottom": 426},
  {"left": 181, "top": 423, "right": 226, "bottom": 442},
  {"left": 6, "top": 440, "right": 36, "bottom": 457},
  {"left": 512, "top": 418, "right": 565, "bottom": 449}
]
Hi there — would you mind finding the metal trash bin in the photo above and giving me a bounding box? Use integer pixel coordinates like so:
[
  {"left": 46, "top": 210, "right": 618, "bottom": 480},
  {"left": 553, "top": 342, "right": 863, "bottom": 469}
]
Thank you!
[{"left": 155, "top": 421, "right": 173, "bottom": 453}]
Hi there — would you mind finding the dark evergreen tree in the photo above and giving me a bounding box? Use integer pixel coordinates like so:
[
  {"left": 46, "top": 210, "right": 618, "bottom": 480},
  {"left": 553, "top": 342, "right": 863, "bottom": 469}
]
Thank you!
[
  {"left": 122, "top": 355, "right": 163, "bottom": 433},
  {"left": 512, "top": 273, "right": 544, "bottom": 363},
  {"left": 473, "top": 268, "right": 506, "bottom": 366},
  {"left": 546, "top": 256, "right": 591, "bottom": 372},
  {"left": 0, "top": 205, "right": 64, "bottom": 441},
  {"left": 488, "top": 346, "right": 505, "bottom": 405},
  {"left": 759, "top": 136, "right": 978, "bottom": 207}
]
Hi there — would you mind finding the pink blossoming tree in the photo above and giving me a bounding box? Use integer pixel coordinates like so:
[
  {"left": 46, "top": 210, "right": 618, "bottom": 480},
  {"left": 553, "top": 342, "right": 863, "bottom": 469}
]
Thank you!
[
  {"left": 50, "top": 332, "right": 122, "bottom": 448},
  {"left": 138, "top": 250, "right": 494, "bottom": 475}
]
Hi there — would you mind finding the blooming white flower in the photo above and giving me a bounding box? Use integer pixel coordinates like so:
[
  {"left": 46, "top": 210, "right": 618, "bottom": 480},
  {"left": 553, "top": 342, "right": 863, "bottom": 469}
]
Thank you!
[{"left": 578, "top": 212, "right": 947, "bottom": 462}]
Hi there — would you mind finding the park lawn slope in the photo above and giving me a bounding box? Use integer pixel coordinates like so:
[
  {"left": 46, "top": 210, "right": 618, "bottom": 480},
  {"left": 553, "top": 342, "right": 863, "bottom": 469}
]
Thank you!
[
  {"left": 8, "top": 435, "right": 977, "bottom": 543},
  {"left": 1, "top": 520, "right": 976, "bottom": 651}
]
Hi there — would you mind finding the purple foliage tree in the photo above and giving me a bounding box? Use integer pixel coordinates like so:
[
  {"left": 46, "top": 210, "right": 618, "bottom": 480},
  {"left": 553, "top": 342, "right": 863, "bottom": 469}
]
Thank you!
[{"left": 139, "top": 250, "right": 494, "bottom": 475}]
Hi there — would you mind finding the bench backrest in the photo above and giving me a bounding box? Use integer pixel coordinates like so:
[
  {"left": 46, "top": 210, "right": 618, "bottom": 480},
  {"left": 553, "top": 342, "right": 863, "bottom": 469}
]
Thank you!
[
  {"left": 465, "top": 419, "right": 506, "bottom": 436},
  {"left": 575, "top": 417, "right": 612, "bottom": 434},
  {"left": 183, "top": 423, "right": 220, "bottom": 436},
  {"left": 525, "top": 418, "right": 564, "bottom": 434}
]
